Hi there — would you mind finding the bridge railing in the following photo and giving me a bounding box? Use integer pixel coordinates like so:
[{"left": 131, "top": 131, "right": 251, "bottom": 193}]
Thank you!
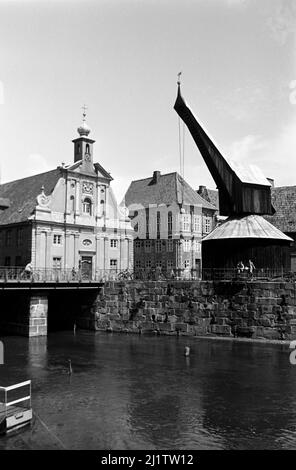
[
  {"left": 0, "top": 267, "right": 202, "bottom": 283},
  {"left": 201, "top": 268, "right": 295, "bottom": 281},
  {"left": 0, "top": 267, "right": 97, "bottom": 283},
  {"left": 0, "top": 267, "right": 137, "bottom": 283},
  {"left": 0, "top": 266, "right": 294, "bottom": 283}
]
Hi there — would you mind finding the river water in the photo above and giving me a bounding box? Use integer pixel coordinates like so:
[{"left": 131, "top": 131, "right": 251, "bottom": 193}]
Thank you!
[{"left": 0, "top": 331, "right": 295, "bottom": 450}]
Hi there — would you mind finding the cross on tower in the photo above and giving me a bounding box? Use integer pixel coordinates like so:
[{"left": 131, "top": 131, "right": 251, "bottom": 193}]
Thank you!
[{"left": 82, "top": 104, "right": 88, "bottom": 121}]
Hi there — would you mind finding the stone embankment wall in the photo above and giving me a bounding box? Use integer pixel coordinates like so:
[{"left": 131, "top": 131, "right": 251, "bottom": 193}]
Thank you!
[{"left": 84, "top": 280, "right": 296, "bottom": 341}]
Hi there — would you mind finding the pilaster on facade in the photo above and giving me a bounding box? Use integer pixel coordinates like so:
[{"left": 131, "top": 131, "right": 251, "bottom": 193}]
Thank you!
[
  {"left": 104, "top": 236, "right": 109, "bottom": 270},
  {"left": 95, "top": 236, "right": 104, "bottom": 271},
  {"left": 73, "top": 233, "right": 80, "bottom": 269},
  {"left": 64, "top": 232, "right": 72, "bottom": 269},
  {"left": 75, "top": 179, "right": 80, "bottom": 216},
  {"left": 46, "top": 231, "right": 52, "bottom": 268},
  {"left": 119, "top": 237, "right": 125, "bottom": 270},
  {"left": 127, "top": 238, "right": 133, "bottom": 270},
  {"left": 31, "top": 226, "right": 37, "bottom": 268}
]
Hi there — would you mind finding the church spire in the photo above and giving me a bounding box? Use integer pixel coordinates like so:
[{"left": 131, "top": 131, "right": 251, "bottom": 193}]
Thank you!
[
  {"left": 73, "top": 105, "right": 95, "bottom": 165},
  {"left": 77, "top": 104, "right": 91, "bottom": 137}
]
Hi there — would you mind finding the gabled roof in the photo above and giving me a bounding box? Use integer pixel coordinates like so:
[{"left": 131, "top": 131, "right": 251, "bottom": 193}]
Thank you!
[
  {"left": 264, "top": 186, "right": 296, "bottom": 233},
  {"left": 0, "top": 169, "right": 61, "bottom": 225},
  {"left": 123, "top": 171, "right": 216, "bottom": 210},
  {"left": 94, "top": 162, "right": 113, "bottom": 181},
  {"left": 66, "top": 160, "right": 113, "bottom": 180},
  {"left": 203, "top": 214, "right": 293, "bottom": 242}
]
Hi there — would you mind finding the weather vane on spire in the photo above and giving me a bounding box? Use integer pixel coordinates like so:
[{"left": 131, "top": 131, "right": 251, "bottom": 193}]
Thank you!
[
  {"left": 82, "top": 104, "right": 88, "bottom": 122},
  {"left": 177, "top": 71, "right": 182, "bottom": 86}
]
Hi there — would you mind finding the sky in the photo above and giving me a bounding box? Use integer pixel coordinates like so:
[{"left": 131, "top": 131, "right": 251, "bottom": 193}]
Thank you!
[{"left": 0, "top": 0, "right": 296, "bottom": 203}]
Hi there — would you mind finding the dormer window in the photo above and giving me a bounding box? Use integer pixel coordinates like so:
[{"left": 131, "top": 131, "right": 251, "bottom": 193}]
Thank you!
[{"left": 83, "top": 198, "right": 92, "bottom": 215}]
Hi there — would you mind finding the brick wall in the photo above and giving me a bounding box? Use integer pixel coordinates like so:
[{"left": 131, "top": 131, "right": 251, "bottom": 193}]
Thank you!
[{"left": 88, "top": 279, "right": 296, "bottom": 341}]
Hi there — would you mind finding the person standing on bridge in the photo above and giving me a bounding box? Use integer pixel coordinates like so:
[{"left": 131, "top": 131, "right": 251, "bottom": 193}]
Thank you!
[
  {"left": 248, "top": 259, "right": 255, "bottom": 278},
  {"left": 24, "top": 262, "right": 32, "bottom": 279},
  {"left": 71, "top": 267, "right": 76, "bottom": 280}
]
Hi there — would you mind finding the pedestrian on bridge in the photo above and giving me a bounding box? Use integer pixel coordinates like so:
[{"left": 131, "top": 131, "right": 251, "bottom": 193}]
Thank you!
[{"left": 24, "top": 262, "right": 32, "bottom": 279}]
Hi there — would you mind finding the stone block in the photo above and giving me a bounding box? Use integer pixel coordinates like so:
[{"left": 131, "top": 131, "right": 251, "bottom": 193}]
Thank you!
[
  {"left": 106, "top": 313, "right": 120, "bottom": 320},
  {"left": 210, "top": 325, "right": 232, "bottom": 336},
  {"left": 216, "top": 317, "right": 228, "bottom": 325},
  {"left": 158, "top": 323, "right": 175, "bottom": 332},
  {"left": 236, "top": 326, "right": 255, "bottom": 338},
  {"left": 189, "top": 324, "right": 209, "bottom": 335},
  {"left": 288, "top": 306, "right": 296, "bottom": 315},
  {"left": 258, "top": 315, "right": 273, "bottom": 327},
  {"left": 261, "top": 328, "right": 281, "bottom": 340},
  {"left": 28, "top": 326, "right": 38, "bottom": 336},
  {"left": 196, "top": 318, "right": 211, "bottom": 327},
  {"left": 175, "top": 322, "right": 188, "bottom": 333},
  {"left": 31, "top": 318, "right": 46, "bottom": 326},
  {"left": 30, "top": 304, "right": 47, "bottom": 317},
  {"left": 96, "top": 319, "right": 111, "bottom": 329},
  {"left": 35, "top": 325, "right": 47, "bottom": 336},
  {"left": 168, "top": 314, "right": 178, "bottom": 323},
  {"left": 110, "top": 321, "right": 124, "bottom": 332},
  {"left": 261, "top": 305, "right": 274, "bottom": 314},
  {"left": 141, "top": 321, "right": 155, "bottom": 329}
]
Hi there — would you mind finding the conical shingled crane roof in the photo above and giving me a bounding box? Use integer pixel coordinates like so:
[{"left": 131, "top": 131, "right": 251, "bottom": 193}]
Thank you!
[{"left": 202, "top": 214, "right": 293, "bottom": 242}]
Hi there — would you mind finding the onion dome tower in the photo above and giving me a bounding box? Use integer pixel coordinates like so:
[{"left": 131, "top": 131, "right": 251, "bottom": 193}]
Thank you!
[{"left": 72, "top": 105, "right": 95, "bottom": 169}]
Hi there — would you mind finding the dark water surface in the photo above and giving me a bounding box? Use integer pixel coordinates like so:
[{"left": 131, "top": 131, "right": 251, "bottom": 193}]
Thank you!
[{"left": 0, "top": 331, "right": 295, "bottom": 450}]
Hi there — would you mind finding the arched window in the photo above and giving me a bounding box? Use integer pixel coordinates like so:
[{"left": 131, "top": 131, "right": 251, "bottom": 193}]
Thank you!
[
  {"left": 76, "top": 143, "right": 80, "bottom": 157},
  {"left": 86, "top": 144, "right": 90, "bottom": 154},
  {"left": 83, "top": 198, "right": 92, "bottom": 215}
]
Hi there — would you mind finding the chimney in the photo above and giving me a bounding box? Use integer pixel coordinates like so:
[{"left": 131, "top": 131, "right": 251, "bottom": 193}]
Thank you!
[
  {"left": 197, "top": 185, "right": 210, "bottom": 202},
  {"left": 151, "top": 170, "right": 161, "bottom": 184},
  {"left": 267, "top": 178, "right": 274, "bottom": 187}
]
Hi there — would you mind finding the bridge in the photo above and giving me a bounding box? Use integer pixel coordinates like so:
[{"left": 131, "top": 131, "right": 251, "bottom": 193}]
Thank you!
[
  {"left": 0, "top": 266, "right": 196, "bottom": 337},
  {"left": 0, "top": 266, "right": 293, "bottom": 338},
  {"left": 0, "top": 267, "right": 125, "bottom": 286},
  {"left": 0, "top": 267, "right": 109, "bottom": 338}
]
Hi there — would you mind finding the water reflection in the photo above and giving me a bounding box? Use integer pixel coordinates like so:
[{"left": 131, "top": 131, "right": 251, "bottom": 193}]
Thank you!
[{"left": 0, "top": 332, "right": 295, "bottom": 449}]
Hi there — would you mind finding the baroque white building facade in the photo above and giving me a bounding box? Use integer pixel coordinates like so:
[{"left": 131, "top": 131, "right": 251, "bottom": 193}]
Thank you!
[{"left": 0, "top": 113, "right": 134, "bottom": 277}]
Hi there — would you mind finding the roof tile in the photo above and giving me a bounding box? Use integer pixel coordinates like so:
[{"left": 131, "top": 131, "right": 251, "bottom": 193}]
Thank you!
[
  {"left": 124, "top": 172, "right": 216, "bottom": 210},
  {"left": 265, "top": 186, "right": 296, "bottom": 233},
  {"left": 0, "top": 169, "right": 61, "bottom": 225}
]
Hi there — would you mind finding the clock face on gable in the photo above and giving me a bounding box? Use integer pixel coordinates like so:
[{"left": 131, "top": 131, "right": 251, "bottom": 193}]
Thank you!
[{"left": 82, "top": 181, "right": 94, "bottom": 194}]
